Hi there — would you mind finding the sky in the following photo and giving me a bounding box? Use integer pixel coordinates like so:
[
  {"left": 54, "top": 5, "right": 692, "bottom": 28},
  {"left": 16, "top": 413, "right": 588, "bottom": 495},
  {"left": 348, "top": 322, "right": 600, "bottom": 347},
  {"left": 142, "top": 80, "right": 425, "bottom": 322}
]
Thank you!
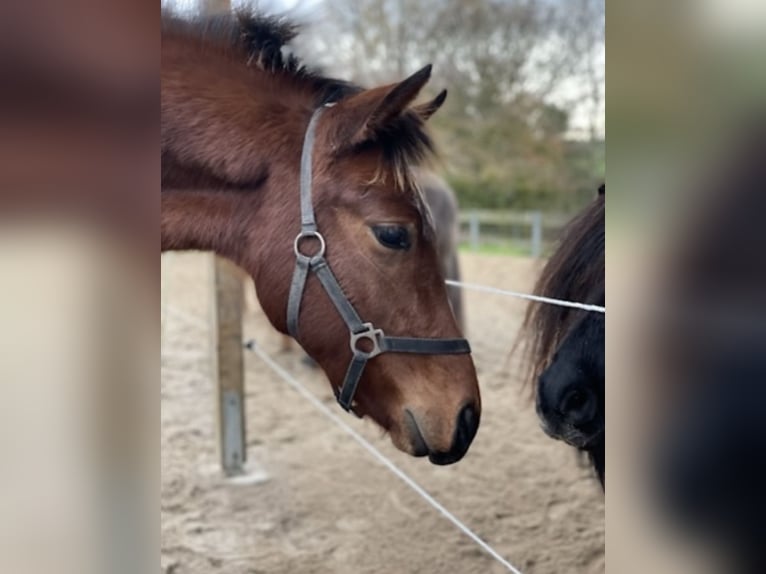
[{"left": 162, "top": 0, "right": 605, "bottom": 139}]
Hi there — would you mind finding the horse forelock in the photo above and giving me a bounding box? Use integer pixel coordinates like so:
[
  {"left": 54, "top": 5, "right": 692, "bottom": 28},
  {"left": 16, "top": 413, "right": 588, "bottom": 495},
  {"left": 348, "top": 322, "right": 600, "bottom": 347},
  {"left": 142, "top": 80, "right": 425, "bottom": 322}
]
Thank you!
[
  {"left": 410, "top": 176, "right": 436, "bottom": 242},
  {"left": 518, "top": 193, "right": 605, "bottom": 392}
]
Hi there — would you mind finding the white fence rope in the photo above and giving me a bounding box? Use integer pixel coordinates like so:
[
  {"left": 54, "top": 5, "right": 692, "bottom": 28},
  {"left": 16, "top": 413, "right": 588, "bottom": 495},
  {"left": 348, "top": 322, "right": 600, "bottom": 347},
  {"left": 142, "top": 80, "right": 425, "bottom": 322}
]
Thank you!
[
  {"left": 445, "top": 279, "right": 605, "bottom": 313},
  {"left": 244, "top": 339, "right": 523, "bottom": 574},
  {"left": 164, "top": 267, "right": 599, "bottom": 572}
]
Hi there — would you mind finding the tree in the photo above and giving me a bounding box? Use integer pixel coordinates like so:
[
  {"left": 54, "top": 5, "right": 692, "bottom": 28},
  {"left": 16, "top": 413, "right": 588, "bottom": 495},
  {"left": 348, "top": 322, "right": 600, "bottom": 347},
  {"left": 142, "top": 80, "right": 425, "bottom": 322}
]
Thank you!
[{"left": 304, "top": 0, "right": 604, "bottom": 210}]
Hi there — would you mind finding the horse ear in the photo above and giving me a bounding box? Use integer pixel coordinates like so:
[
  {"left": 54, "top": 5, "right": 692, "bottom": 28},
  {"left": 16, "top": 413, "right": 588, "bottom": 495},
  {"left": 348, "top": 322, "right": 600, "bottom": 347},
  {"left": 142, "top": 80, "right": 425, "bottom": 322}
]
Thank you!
[
  {"left": 598, "top": 183, "right": 605, "bottom": 196},
  {"left": 327, "top": 64, "right": 433, "bottom": 149},
  {"left": 413, "top": 89, "right": 447, "bottom": 121}
]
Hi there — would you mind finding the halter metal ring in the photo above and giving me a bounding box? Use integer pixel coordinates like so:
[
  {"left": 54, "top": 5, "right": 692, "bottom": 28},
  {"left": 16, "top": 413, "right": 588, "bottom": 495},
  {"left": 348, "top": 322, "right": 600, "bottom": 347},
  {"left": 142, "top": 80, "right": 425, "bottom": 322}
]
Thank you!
[
  {"left": 294, "top": 230, "right": 326, "bottom": 259},
  {"left": 350, "top": 323, "right": 384, "bottom": 359}
]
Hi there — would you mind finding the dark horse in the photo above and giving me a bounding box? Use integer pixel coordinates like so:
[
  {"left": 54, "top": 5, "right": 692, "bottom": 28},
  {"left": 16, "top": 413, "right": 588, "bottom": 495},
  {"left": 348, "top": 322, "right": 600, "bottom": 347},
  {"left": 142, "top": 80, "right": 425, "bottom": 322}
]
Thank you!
[
  {"left": 649, "top": 126, "right": 766, "bottom": 573},
  {"left": 161, "top": 12, "right": 481, "bottom": 464},
  {"left": 519, "top": 185, "right": 605, "bottom": 486}
]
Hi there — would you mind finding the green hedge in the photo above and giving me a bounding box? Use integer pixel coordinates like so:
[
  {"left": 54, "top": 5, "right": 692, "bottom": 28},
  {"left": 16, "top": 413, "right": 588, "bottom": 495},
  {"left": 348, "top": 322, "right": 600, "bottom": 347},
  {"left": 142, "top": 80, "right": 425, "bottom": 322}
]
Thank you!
[
  {"left": 448, "top": 175, "right": 597, "bottom": 212},
  {"left": 444, "top": 137, "right": 605, "bottom": 213}
]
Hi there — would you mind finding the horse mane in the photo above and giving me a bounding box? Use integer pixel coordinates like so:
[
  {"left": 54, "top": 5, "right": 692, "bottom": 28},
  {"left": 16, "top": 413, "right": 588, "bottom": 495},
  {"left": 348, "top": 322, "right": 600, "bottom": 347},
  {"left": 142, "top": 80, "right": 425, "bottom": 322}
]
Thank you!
[
  {"left": 516, "top": 190, "right": 605, "bottom": 391},
  {"left": 162, "top": 10, "right": 436, "bottom": 189}
]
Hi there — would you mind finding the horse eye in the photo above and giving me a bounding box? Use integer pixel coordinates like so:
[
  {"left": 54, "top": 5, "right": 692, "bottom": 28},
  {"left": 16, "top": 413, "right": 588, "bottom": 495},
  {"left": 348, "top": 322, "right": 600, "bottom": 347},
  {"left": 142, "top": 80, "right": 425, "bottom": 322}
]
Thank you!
[{"left": 372, "top": 225, "right": 410, "bottom": 250}]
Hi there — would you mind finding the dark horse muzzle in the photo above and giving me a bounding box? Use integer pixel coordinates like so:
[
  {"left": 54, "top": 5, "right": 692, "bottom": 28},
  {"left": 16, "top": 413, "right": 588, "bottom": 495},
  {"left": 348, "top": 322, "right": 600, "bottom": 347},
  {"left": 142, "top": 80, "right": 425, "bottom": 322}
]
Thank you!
[
  {"left": 286, "top": 104, "right": 472, "bottom": 411},
  {"left": 536, "top": 309, "right": 604, "bottom": 450}
]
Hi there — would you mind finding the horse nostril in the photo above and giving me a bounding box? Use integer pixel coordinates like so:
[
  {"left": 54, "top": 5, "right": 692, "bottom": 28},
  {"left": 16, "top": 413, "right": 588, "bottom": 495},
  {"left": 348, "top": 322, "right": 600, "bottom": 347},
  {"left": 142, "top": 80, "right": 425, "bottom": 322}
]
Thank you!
[
  {"left": 456, "top": 403, "right": 480, "bottom": 449},
  {"left": 426, "top": 404, "right": 480, "bottom": 466},
  {"left": 559, "top": 387, "right": 596, "bottom": 427},
  {"left": 562, "top": 389, "right": 587, "bottom": 411}
]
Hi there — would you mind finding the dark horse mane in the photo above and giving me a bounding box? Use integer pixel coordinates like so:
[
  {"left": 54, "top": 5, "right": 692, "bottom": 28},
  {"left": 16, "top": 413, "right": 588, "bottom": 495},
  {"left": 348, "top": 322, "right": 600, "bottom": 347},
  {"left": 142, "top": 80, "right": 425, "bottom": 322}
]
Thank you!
[
  {"left": 518, "top": 188, "right": 605, "bottom": 390},
  {"left": 161, "top": 10, "right": 437, "bottom": 189}
]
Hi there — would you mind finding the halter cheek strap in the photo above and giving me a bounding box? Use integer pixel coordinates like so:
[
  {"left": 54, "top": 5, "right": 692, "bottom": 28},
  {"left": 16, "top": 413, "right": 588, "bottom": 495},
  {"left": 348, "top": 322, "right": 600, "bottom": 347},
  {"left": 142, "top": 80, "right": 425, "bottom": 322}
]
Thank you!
[{"left": 286, "top": 105, "right": 471, "bottom": 412}]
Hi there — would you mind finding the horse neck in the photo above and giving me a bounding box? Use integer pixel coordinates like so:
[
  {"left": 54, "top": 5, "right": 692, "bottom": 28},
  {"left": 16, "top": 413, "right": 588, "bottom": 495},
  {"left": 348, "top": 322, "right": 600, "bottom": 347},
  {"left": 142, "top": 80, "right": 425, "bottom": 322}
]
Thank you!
[
  {"left": 162, "top": 37, "right": 312, "bottom": 266},
  {"left": 162, "top": 189, "right": 244, "bottom": 257},
  {"left": 162, "top": 30, "right": 312, "bottom": 185},
  {"left": 161, "top": 161, "right": 301, "bottom": 272}
]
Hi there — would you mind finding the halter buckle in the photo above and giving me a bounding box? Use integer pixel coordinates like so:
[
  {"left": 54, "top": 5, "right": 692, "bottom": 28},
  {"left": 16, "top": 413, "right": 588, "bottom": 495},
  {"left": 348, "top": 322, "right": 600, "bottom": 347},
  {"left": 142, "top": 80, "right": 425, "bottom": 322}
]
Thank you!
[
  {"left": 350, "top": 323, "right": 384, "bottom": 359},
  {"left": 293, "top": 230, "right": 326, "bottom": 260}
]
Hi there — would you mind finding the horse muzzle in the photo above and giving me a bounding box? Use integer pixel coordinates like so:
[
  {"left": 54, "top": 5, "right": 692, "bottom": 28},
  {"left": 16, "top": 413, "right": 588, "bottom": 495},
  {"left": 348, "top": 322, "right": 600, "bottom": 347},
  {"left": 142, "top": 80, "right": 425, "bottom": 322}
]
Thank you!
[{"left": 403, "top": 403, "right": 480, "bottom": 465}]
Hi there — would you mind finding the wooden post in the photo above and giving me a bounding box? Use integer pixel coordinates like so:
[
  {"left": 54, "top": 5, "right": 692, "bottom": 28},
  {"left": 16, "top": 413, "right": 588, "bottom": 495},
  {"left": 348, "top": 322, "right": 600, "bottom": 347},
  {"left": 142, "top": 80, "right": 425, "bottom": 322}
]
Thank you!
[
  {"left": 469, "top": 211, "right": 480, "bottom": 251},
  {"left": 199, "top": 1, "right": 267, "bottom": 484},
  {"left": 210, "top": 256, "right": 246, "bottom": 476},
  {"left": 530, "top": 211, "right": 543, "bottom": 259}
]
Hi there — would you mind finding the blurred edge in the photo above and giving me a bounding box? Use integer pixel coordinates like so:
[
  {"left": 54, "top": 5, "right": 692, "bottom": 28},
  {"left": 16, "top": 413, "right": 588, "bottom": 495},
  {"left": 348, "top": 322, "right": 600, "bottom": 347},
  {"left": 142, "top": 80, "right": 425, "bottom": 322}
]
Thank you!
[
  {"left": 3, "top": 0, "right": 766, "bottom": 572},
  {"left": 0, "top": 2, "right": 157, "bottom": 574},
  {"left": 608, "top": 0, "right": 766, "bottom": 573}
]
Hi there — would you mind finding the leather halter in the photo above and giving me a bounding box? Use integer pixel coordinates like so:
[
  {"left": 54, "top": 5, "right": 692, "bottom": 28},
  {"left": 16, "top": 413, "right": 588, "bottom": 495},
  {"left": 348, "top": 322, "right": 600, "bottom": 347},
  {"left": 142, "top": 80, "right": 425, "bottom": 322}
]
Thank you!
[{"left": 286, "top": 104, "right": 472, "bottom": 411}]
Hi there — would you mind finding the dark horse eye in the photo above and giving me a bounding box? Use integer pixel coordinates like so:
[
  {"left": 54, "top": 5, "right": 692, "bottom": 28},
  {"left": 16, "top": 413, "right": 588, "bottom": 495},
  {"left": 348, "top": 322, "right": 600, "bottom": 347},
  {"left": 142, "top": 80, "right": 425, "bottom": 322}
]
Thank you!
[{"left": 372, "top": 225, "right": 410, "bottom": 250}]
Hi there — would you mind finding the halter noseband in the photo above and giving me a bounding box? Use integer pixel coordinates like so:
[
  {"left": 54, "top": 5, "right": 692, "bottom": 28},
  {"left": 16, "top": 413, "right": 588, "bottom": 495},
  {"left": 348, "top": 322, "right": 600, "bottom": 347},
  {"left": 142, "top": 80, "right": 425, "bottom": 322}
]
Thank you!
[{"left": 286, "top": 105, "right": 471, "bottom": 412}]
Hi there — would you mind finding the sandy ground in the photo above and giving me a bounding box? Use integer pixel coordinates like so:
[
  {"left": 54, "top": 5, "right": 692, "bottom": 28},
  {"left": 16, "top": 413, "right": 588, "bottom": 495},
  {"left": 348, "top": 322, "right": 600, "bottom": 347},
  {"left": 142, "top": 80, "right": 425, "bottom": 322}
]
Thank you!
[{"left": 161, "top": 251, "right": 604, "bottom": 574}]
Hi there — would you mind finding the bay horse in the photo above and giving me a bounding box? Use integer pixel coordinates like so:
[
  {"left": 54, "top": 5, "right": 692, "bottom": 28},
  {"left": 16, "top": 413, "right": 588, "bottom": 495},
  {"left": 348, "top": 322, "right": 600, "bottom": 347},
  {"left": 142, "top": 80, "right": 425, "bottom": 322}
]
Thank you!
[
  {"left": 518, "top": 185, "right": 605, "bottom": 486},
  {"left": 280, "top": 169, "right": 464, "bottom": 354},
  {"left": 161, "top": 12, "right": 481, "bottom": 464}
]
